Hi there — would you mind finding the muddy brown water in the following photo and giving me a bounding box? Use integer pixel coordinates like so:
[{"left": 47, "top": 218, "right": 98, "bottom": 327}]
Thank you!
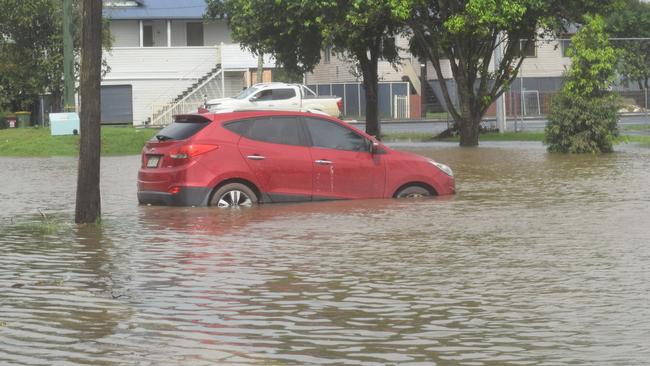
[{"left": 1, "top": 141, "right": 649, "bottom": 365}]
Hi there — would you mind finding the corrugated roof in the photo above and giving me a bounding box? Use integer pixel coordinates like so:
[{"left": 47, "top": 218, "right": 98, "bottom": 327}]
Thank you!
[{"left": 104, "top": 0, "right": 208, "bottom": 20}]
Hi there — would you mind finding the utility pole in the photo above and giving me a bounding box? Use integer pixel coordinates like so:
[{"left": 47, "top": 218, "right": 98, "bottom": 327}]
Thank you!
[
  {"left": 494, "top": 33, "right": 506, "bottom": 133},
  {"left": 256, "top": 53, "right": 264, "bottom": 83},
  {"left": 420, "top": 60, "right": 427, "bottom": 118},
  {"left": 75, "top": 0, "right": 103, "bottom": 224},
  {"left": 63, "top": 0, "right": 75, "bottom": 112}
]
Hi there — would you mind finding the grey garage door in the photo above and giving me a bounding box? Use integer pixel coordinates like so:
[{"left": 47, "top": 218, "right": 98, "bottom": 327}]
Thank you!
[{"left": 101, "top": 85, "right": 133, "bottom": 124}]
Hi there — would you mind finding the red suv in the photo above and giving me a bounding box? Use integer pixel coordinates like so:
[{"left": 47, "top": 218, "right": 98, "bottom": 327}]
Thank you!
[{"left": 138, "top": 111, "right": 455, "bottom": 207}]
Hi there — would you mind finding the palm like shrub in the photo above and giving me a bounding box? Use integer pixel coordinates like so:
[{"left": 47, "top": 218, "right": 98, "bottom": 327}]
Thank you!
[{"left": 544, "top": 15, "right": 620, "bottom": 153}]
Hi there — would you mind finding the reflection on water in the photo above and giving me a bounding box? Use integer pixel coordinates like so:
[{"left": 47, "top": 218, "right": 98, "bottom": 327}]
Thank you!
[{"left": 1, "top": 142, "right": 650, "bottom": 365}]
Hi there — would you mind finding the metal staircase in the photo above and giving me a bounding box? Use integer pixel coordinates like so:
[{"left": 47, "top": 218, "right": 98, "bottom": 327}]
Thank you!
[
  {"left": 149, "top": 65, "right": 224, "bottom": 126},
  {"left": 401, "top": 59, "right": 422, "bottom": 95},
  {"left": 422, "top": 81, "right": 445, "bottom": 113},
  {"left": 401, "top": 59, "right": 445, "bottom": 114}
]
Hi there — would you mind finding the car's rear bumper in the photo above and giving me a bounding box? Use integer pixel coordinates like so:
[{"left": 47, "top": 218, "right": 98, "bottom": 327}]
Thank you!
[{"left": 137, "top": 187, "right": 212, "bottom": 206}]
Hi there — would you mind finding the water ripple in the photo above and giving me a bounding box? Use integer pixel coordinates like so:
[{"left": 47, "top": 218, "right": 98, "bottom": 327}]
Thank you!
[{"left": 2, "top": 144, "right": 650, "bottom": 365}]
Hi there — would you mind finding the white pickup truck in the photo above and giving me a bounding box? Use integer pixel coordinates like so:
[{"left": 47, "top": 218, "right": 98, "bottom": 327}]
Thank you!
[{"left": 204, "top": 83, "right": 343, "bottom": 117}]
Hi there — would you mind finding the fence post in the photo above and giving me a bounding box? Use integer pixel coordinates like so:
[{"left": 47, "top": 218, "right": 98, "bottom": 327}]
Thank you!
[{"left": 643, "top": 88, "right": 650, "bottom": 129}]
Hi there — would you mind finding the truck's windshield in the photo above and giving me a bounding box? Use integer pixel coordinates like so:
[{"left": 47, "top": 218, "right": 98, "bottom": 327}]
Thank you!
[{"left": 234, "top": 86, "right": 259, "bottom": 100}]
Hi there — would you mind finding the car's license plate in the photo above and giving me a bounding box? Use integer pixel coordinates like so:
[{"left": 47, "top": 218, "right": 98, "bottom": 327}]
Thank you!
[{"left": 147, "top": 155, "right": 160, "bottom": 168}]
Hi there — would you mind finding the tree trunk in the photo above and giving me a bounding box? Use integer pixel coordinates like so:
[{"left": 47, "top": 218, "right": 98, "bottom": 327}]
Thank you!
[
  {"left": 75, "top": 0, "right": 102, "bottom": 224},
  {"left": 457, "top": 82, "right": 480, "bottom": 147},
  {"left": 359, "top": 46, "right": 381, "bottom": 139},
  {"left": 459, "top": 119, "right": 480, "bottom": 146},
  {"left": 363, "top": 73, "right": 380, "bottom": 138}
]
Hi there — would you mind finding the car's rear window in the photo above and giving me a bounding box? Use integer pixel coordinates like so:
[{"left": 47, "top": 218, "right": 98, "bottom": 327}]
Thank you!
[
  {"left": 154, "top": 116, "right": 210, "bottom": 141},
  {"left": 223, "top": 117, "right": 307, "bottom": 146}
]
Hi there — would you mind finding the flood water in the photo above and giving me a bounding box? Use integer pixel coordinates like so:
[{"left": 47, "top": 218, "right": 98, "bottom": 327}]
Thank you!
[{"left": 1, "top": 141, "right": 650, "bottom": 365}]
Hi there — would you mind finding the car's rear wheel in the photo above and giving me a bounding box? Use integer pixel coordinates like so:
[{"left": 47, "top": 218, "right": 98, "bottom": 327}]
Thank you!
[
  {"left": 210, "top": 183, "right": 258, "bottom": 208},
  {"left": 395, "top": 185, "right": 432, "bottom": 199}
]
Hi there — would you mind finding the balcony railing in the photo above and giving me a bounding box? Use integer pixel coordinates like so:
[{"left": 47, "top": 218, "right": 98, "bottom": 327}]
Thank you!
[{"left": 103, "top": 46, "right": 221, "bottom": 80}]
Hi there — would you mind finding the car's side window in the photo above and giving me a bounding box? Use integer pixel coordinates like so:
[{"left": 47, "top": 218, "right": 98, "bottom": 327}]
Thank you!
[
  {"left": 223, "top": 119, "right": 253, "bottom": 135},
  {"left": 253, "top": 89, "right": 273, "bottom": 101},
  {"left": 243, "top": 116, "right": 306, "bottom": 146},
  {"left": 272, "top": 88, "right": 296, "bottom": 100},
  {"left": 304, "top": 117, "right": 369, "bottom": 152}
]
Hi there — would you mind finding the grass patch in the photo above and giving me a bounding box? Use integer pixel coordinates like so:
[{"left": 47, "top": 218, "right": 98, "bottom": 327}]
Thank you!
[
  {"left": 620, "top": 123, "right": 650, "bottom": 131},
  {"left": 5, "top": 210, "right": 73, "bottom": 237},
  {"left": 384, "top": 130, "right": 650, "bottom": 147},
  {"left": 382, "top": 132, "right": 438, "bottom": 142},
  {"left": 617, "top": 135, "right": 650, "bottom": 146},
  {"left": 468, "top": 132, "right": 545, "bottom": 142},
  {"left": 383, "top": 131, "right": 545, "bottom": 142},
  {"left": 0, "top": 126, "right": 159, "bottom": 156},
  {"left": 425, "top": 112, "right": 450, "bottom": 120}
]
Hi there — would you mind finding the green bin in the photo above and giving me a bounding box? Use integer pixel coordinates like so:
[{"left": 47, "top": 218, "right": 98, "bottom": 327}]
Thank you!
[{"left": 15, "top": 111, "right": 31, "bottom": 128}]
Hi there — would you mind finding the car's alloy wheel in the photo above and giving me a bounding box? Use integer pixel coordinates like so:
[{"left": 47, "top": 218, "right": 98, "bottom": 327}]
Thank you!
[
  {"left": 211, "top": 183, "right": 258, "bottom": 208},
  {"left": 395, "top": 185, "right": 432, "bottom": 199}
]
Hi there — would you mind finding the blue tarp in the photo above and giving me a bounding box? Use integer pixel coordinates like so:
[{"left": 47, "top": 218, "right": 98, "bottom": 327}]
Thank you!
[{"left": 104, "top": 0, "right": 208, "bottom": 20}]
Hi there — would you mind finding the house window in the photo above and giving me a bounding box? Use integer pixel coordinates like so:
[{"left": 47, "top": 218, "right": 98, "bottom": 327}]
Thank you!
[
  {"left": 143, "top": 24, "right": 153, "bottom": 47},
  {"left": 516, "top": 39, "right": 536, "bottom": 58},
  {"left": 560, "top": 39, "right": 572, "bottom": 57},
  {"left": 186, "top": 22, "right": 204, "bottom": 46}
]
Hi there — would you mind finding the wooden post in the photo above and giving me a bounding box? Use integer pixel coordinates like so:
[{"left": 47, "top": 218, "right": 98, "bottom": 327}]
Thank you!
[{"left": 75, "top": 0, "right": 103, "bottom": 224}]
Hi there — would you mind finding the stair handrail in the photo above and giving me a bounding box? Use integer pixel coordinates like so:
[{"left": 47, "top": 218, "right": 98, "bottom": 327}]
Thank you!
[
  {"left": 150, "top": 68, "right": 224, "bottom": 126},
  {"left": 402, "top": 59, "right": 422, "bottom": 96}
]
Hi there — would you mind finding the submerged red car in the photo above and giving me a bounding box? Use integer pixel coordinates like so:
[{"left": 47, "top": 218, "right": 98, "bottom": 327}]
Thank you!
[{"left": 137, "top": 110, "right": 455, "bottom": 207}]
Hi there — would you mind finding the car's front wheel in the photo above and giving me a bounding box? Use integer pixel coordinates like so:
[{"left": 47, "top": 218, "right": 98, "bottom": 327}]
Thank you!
[
  {"left": 395, "top": 185, "right": 433, "bottom": 199},
  {"left": 210, "top": 183, "right": 258, "bottom": 208}
]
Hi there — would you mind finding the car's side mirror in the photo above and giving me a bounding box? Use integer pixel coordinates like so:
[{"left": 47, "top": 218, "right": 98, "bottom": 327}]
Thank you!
[{"left": 249, "top": 95, "right": 258, "bottom": 102}]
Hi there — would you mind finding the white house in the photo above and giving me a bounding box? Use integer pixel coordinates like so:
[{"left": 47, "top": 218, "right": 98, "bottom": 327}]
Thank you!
[
  {"left": 100, "top": 1, "right": 580, "bottom": 124},
  {"left": 102, "top": 0, "right": 274, "bottom": 126}
]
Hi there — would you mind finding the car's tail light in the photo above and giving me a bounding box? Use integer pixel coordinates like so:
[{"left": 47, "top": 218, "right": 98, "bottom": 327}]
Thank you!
[
  {"left": 168, "top": 186, "right": 181, "bottom": 195},
  {"left": 170, "top": 144, "right": 219, "bottom": 160},
  {"left": 337, "top": 98, "right": 343, "bottom": 112}
]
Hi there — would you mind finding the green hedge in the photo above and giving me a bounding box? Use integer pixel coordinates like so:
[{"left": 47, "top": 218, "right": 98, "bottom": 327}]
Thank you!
[{"left": 544, "top": 93, "right": 620, "bottom": 153}]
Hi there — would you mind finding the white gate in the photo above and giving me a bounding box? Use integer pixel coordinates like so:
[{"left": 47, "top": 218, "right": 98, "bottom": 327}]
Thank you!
[{"left": 393, "top": 95, "right": 410, "bottom": 119}]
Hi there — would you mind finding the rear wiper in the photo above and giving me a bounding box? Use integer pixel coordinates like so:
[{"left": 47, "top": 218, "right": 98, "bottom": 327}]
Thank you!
[{"left": 156, "top": 134, "right": 173, "bottom": 141}]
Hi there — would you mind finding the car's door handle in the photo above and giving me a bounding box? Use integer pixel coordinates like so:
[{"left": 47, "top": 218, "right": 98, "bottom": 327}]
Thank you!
[
  {"left": 247, "top": 154, "right": 266, "bottom": 160},
  {"left": 315, "top": 159, "right": 332, "bottom": 165}
]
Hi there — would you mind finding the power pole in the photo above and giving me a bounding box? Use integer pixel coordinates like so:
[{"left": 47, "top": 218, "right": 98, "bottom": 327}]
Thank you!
[
  {"left": 257, "top": 53, "right": 264, "bottom": 83},
  {"left": 63, "top": 0, "right": 75, "bottom": 112},
  {"left": 494, "top": 33, "right": 506, "bottom": 133},
  {"left": 420, "top": 60, "right": 427, "bottom": 118},
  {"left": 75, "top": 0, "right": 103, "bottom": 224}
]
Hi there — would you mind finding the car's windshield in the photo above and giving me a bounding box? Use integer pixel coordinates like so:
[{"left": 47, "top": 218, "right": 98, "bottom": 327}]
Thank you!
[{"left": 233, "top": 86, "right": 260, "bottom": 100}]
